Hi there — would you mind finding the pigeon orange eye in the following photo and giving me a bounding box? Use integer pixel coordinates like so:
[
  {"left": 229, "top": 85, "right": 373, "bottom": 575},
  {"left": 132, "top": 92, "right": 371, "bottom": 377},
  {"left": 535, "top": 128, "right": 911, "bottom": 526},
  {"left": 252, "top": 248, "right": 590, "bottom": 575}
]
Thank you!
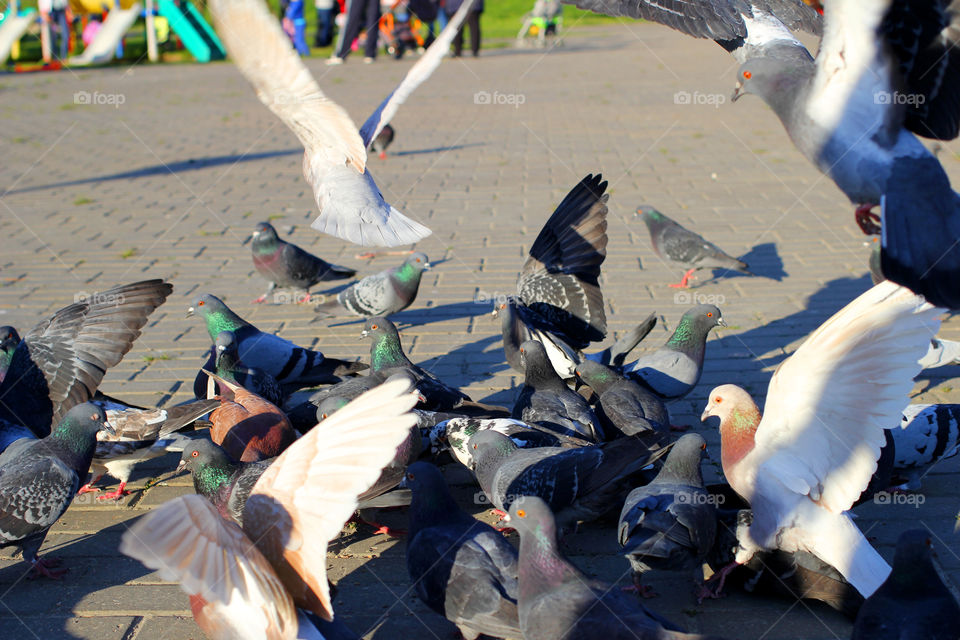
[
  {"left": 715, "top": 396, "right": 722, "bottom": 403},
  {"left": 198, "top": 300, "right": 205, "bottom": 306},
  {"left": 701, "top": 443, "right": 707, "bottom": 451},
  {"left": 472, "top": 444, "right": 478, "bottom": 449},
  {"left": 707, "top": 312, "right": 713, "bottom": 318},
  {"left": 192, "top": 451, "right": 199, "bottom": 457},
  {"left": 371, "top": 324, "right": 378, "bottom": 330},
  {"left": 416, "top": 258, "right": 421, "bottom": 262},
  {"left": 743, "top": 71, "right": 752, "bottom": 79},
  {"left": 321, "top": 413, "right": 328, "bottom": 420},
  {"left": 516, "top": 509, "right": 526, "bottom": 518},
  {"left": 407, "top": 472, "right": 415, "bottom": 481}
]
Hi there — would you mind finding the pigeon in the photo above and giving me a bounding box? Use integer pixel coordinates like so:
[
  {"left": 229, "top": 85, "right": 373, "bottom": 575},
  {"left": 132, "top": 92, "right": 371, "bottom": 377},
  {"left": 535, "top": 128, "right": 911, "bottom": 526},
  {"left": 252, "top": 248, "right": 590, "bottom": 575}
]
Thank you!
[
  {"left": 618, "top": 434, "right": 717, "bottom": 597},
  {"left": 369, "top": 124, "right": 394, "bottom": 159},
  {"left": 178, "top": 437, "right": 273, "bottom": 526},
  {"left": 574, "top": 359, "right": 670, "bottom": 438},
  {"left": 188, "top": 293, "right": 366, "bottom": 388},
  {"left": 852, "top": 529, "right": 960, "bottom": 640},
  {"left": 497, "top": 174, "right": 609, "bottom": 379},
  {"left": 404, "top": 461, "right": 523, "bottom": 640},
  {"left": 313, "top": 252, "right": 430, "bottom": 318},
  {"left": 888, "top": 403, "right": 960, "bottom": 490},
  {"left": 196, "top": 330, "right": 285, "bottom": 407},
  {"left": 699, "top": 281, "right": 942, "bottom": 599},
  {"left": 470, "top": 429, "right": 669, "bottom": 530},
  {"left": 622, "top": 304, "right": 725, "bottom": 400},
  {"left": 360, "top": 317, "right": 471, "bottom": 410},
  {"left": 919, "top": 336, "right": 960, "bottom": 369},
  {"left": 0, "top": 402, "right": 110, "bottom": 578},
  {"left": 250, "top": 221, "right": 356, "bottom": 304},
  {"left": 0, "top": 280, "right": 172, "bottom": 440},
  {"left": 204, "top": 371, "right": 298, "bottom": 463},
  {"left": 83, "top": 397, "right": 219, "bottom": 499},
  {"left": 512, "top": 340, "right": 604, "bottom": 442},
  {"left": 438, "top": 417, "right": 591, "bottom": 468},
  {"left": 636, "top": 206, "right": 752, "bottom": 288},
  {"left": 582, "top": 312, "right": 659, "bottom": 368},
  {"left": 205, "top": 0, "right": 432, "bottom": 247},
  {"left": 509, "top": 496, "right": 722, "bottom": 640},
  {"left": 123, "top": 377, "right": 419, "bottom": 633},
  {"left": 0, "top": 326, "right": 20, "bottom": 382}
]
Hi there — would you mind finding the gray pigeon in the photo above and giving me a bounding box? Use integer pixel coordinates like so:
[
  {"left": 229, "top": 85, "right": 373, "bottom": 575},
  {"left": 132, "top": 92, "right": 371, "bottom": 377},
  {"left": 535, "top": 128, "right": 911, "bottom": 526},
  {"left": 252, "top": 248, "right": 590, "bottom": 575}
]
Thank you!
[
  {"left": 512, "top": 340, "right": 603, "bottom": 441},
  {"left": 622, "top": 305, "right": 725, "bottom": 400},
  {"left": 637, "top": 206, "right": 752, "bottom": 288},
  {"left": 852, "top": 529, "right": 960, "bottom": 640},
  {"left": 888, "top": 403, "right": 960, "bottom": 490},
  {"left": 619, "top": 434, "right": 717, "bottom": 597},
  {"left": 0, "top": 325, "right": 20, "bottom": 383},
  {"left": 470, "top": 430, "right": 669, "bottom": 530},
  {"left": 438, "top": 417, "right": 591, "bottom": 468},
  {"left": 404, "top": 461, "right": 523, "bottom": 640},
  {"left": 313, "top": 252, "right": 430, "bottom": 317},
  {"left": 0, "top": 403, "right": 111, "bottom": 578},
  {"left": 509, "top": 496, "right": 724, "bottom": 640},
  {"left": 574, "top": 359, "right": 670, "bottom": 438},
  {"left": 193, "top": 330, "right": 285, "bottom": 406},
  {"left": 250, "top": 221, "right": 355, "bottom": 304}
]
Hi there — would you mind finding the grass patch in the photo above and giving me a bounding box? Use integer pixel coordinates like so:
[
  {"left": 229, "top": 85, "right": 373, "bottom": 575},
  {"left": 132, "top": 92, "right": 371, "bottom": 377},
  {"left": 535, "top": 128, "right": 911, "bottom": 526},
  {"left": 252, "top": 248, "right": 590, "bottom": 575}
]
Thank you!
[
  {"left": 120, "top": 247, "right": 138, "bottom": 259},
  {"left": 141, "top": 353, "right": 173, "bottom": 363},
  {"left": 267, "top": 213, "right": 286, "bottom": 221},
  {"left": 73, "top": 196, "right": 94, "bottom": 205}
]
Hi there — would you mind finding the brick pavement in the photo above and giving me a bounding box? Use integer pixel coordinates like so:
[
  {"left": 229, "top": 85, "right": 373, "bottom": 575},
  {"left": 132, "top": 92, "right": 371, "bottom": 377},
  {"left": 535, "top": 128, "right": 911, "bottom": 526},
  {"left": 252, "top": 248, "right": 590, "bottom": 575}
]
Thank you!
[{"left": 1, "top": 21, "right": 960, "bottom": 640}]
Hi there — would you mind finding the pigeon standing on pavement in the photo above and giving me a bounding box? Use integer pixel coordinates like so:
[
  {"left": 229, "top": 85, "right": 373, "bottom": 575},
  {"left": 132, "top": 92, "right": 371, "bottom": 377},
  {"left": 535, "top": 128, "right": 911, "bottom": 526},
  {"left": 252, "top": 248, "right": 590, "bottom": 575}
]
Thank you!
[
  {"left": 0, "top": 403, "right": 110, "bottom": 578},
  {"left": 188, "top": 293, "right": 366, "bottom": 388},
  {"left": 622, "top": 305, "right": 725, "bottom": 400},
  {"left": 852, "top": 529, "right": 960, "bottom": 640},
  {"left": 178, "top": 438, "right": 273, "bottom": 526},
  {"left": 509, "top": 496, "right": 722, "bottom": 640},
  {"left": 574, "top": 359, "right": 670, "bottom": 438},
  {"left": 637, "top": 206, "right": 752, "bottom": 288},
  {"left": 313, "top": 252, "right": 430, "bottom": 318},
  {"left": 250, "top": 221, "right": 356, "bottom": 304},
  {"left": 619, "top": 433, "right": 717, "bottom": 597},
  {"left": 404, "top": 461, "right": 523, "bottom": 640}
]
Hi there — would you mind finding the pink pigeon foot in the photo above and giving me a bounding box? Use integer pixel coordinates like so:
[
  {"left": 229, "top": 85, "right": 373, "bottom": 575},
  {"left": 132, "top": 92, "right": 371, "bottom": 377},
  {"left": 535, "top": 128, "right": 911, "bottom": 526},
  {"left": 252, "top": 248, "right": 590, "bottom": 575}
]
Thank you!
[
  {"left": 378, "top": 151, "right": 387, "bottom": 160},
  {"left": 855, "top": 204, "right": 882, "bottom": 235},
  {"left": 622, "top": 584, "right": 657, "bottom": 598},
  {"left": 76, "top": 483, "right": 100, "bottom": 495},
  {"left": 97, "top": 482, "right": 128, "bottom": 500},
  {"left": 29, "top": 557, "right": 68, "bottom": 580},
  {"left": 696, "top": 561, "right": 739, "bottom": 603},
  {"left": 297, "top": 293, "right": 313, "bottom": 304},
  {"left": 252, "top": 295, "right": 268, "bottom": 304},
  {"left": 668, "top": 268, "right": 696, "bottom": 289},
  {"left": 369, "top": 524, "right": 407, "bottom": 537}
]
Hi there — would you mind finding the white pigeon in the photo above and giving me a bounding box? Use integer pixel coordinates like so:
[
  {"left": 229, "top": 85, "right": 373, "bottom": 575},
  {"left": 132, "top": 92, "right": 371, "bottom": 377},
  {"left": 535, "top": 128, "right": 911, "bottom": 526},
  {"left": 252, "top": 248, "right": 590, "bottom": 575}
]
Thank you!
[
  {"left": 700, "top": 281, "right": 943, "bottom": 598},
  {"left": 207, "top": 0, "right": 434, "bottom": 247}
]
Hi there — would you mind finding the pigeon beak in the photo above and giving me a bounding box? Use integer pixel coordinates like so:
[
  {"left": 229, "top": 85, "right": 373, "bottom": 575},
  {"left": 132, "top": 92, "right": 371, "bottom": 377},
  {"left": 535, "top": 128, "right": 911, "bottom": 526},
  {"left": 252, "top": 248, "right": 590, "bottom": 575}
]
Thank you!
[
  {"left": 700, "top": 406, "right": 713, "bottom": 423},
  {"left": 360, "top": 329, "right": 370, "bottom": 338},
  {"left": 186, "top": 307, "right": 195, "bottom": 318},
  {"left": 423, "top": 262, "right": 432, "bottom": 271},
  {"left": 731, "top": 82, "right": 744, "bottom": 102},
  {"left": 99, "top": 421, "right": 116, "bottom": 437},
  {"left": 717, "top": 317, "right": 727, "bottom": 327},
  {"left": 176, "top": 459, "right": 187, "bottom": 472}
]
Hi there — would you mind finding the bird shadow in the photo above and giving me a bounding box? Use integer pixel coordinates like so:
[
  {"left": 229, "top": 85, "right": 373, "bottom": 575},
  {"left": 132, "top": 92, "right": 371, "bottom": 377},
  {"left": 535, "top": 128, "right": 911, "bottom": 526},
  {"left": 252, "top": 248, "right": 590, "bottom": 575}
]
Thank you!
[
  {"left": 718, "top": 242, "right": 787, "bottom": 282},
  {"left": 390, "top": 142, "right": 485, "bottom": 157},
  {"left": 415, "top": 333, "right": 510, "bottom": 389},
  {"left": 389, "top": 300, "right": 492, "bottom": 329}
]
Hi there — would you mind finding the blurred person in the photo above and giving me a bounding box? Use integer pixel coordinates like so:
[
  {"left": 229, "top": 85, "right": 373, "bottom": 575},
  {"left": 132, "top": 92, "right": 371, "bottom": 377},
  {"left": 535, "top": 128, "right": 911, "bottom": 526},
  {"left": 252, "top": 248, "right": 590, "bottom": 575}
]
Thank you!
[
  {"left": 327, "top": 0, "right": 380, "bottom": 64},
  {"left": 314, "top": 0, "right": 337, "bottom": 46},
  {"left": 38, "top": 0, "right": 70, "bottom": 61},
  {"left": 445, "top": 0, "right": 481, "bottom": 57}
]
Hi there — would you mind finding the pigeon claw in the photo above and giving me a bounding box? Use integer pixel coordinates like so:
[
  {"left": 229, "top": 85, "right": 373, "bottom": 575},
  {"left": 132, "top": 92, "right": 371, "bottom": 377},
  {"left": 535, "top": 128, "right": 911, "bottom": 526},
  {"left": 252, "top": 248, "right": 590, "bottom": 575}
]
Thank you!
[
  {"left": 854, "top": 204, "right": 882, "bottom": 235},
  {"left": 251, "top": 295, "right": 268, "bottom": 304},
  {"left": 97, "top": 483, "right": 129, "bottom": 501},
  {"left": 76, "top": 483, "right": 100, "bottom": 496},
  {"left": 370, "top": 525, "right": 407, "bottom": 537},
  {"left": 668, "top": 268, "right": 697, "bottom": 289},
  {"left": 696, "top": 561, "right": 739, "bottom": 603},
  {"left": 30, "top": 557, "right": 68, "bottom": 580},
  {"left": 378, "top": 151, "right": 387, "bottom": 160}
]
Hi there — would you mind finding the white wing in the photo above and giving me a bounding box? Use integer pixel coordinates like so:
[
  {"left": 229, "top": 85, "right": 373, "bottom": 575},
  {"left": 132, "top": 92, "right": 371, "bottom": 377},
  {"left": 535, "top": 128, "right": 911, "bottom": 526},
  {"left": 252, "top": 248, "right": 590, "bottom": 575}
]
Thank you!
[
  {"left": 358, "top": 0, "right": 478, "bottom": 146},
  {"left": 753, "top": 281, "right": 942, "bottom": 514},
  {"left": 247, "top": 377, "right": 419, "bottom": 619},
  {"left": 119, "top": 495, "right": 297, "bottom": 640},
  {"left": 208, "top": 0, "right": 367, "bottom": 174}
]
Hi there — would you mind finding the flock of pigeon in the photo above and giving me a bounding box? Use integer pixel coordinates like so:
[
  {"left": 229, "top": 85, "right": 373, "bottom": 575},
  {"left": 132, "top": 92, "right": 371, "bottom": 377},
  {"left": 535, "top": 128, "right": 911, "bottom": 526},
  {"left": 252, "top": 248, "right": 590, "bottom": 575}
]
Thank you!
[{"left": 6, "top": 0, "right": 960, "bottom": 639}]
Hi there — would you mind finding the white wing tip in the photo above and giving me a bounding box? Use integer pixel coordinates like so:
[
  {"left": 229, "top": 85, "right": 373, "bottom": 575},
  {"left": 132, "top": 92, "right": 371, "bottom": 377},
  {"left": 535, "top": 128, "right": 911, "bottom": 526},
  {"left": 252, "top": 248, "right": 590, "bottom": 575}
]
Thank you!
[{"left": 311, "top": 208, "right": 432, "bottom": 247}]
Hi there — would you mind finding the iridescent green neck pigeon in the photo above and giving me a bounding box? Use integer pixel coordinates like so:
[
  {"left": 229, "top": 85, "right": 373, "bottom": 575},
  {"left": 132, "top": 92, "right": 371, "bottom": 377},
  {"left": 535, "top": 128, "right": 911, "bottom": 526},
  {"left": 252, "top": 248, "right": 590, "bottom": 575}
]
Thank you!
[
  {"left": 192, "top": 330, "right": 285, "bottom": 406},
  {"left": 0, "top": 326, "right": 20, "bottom": 383},
  {"left": 314, "top": 252, "right": 430, "bottom": 318}
]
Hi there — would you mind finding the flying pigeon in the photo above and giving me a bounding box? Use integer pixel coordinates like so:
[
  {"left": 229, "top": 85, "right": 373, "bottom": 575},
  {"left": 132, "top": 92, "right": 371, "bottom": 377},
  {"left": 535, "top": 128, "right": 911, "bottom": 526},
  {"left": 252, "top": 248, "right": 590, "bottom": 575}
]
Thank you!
[
  {"left": 512, "top": 340, "right": 604, "bottom": 441},
  {"left": 83, "top": 397, "right": 218, "bottom": 500},
  {"left": 0, "top": 403, "right": 111, "bottom": 578},
  {"left": 699, "top": 281, "right": 942, "bottom": 599},
  {"left": 618, "top": 434, "right": 717, "bottom": 597},
  {"left": 574, "top": 359, "right": 670, "bottom": 438},
  {"left": 188, "top": 293, "right": 366, "bottom": 389},
  {"left": 470, "top": 429, "right": 669, "bottom": 530},
  {"left": 178, "top": 437, "right": 273, "bottom": 526},
  {"left": 404, "top": 461, "right": 523, "bottom": 640},
  {"left": 852, "top": 529, "right": 960, "bottom": 640},
  {"left": 0, "top": 326, "right": 20, "bottom": 382},
  {"left": 250, "top": 221, "right": 356, "bottom": 304},
  {"left": 204, "top": 371, "right": 298, "bottom": 463},
  {"left": 0, "top": 280, "right": 172, "bottom": 440},
  {"left": 509, "top": 496, "right": 723, "bottom": 640},
  {"left": 313, "top": 252, "right": 430, "bottom": 318},
  {"left": 636, "top": 206, "right": 752, "bottom": 288},
  {"left": 438, "top": 416, "right": 591, "bottom": 468},
  {"left": 194, "top": 330, "right": 285, "bottom": 407},
  {"left": 622, "top": 304, "right": 725, "bottom": 400},
  {"left": 205, "top": 0, "right": 432, "bottom": 247},
  {"left": 888, "top": 403, "right": 960, "bottom": 490}
]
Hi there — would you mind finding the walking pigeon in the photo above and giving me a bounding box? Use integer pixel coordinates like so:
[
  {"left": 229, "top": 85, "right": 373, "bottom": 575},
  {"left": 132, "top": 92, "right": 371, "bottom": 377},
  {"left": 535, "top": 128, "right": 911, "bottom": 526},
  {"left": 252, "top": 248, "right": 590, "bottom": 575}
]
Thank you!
[
  {"left": 0, "top": 280, "right": 172, "bottom": 439},
  {"left": 0, "top": 403, "right": 110, "bottom": 578},
  {"left": 314, "top": 252, "right": 430, "bottom": 318},
  {"left": 188, "top": 293, "right": 366, "bottom": 388},
  {"left": 512, "top": 340, "right": 603, "bottom": 441},
  {"left": 250, "top": 221, "right": 355, "bottom": 304},
  {"left": 699, "top": 281, "right": 942, "bottom": 599},
  {"left": 205, "top": 0, "right": 432, "bottom": 246},
  {"left": 509, "top": 496, "right": 723, "bottom": 640},
  {"left": 470, "top": 429, "right": 669, "bottom": 530},
  {"left": 622, "top": 305, "right": 725, "bottom": 400},
  {"left": 636, "top": 206, "right": 752, "bottom": 288},
  {"left": 852, "top": 529, "right": 960, "bottom": 640},
  {"left": 497, "top": 174, "right": 609, "bottom": 379},
  {"left": 618, "top": 434, "right": 717, "bottom": 597},
  {"left": 178, "top": 437, "right": 273, "bottom": 526},
  {"left": 574, "top": 359, "right": 670, "bottom": 438},
  {"left": 404, "top": 461, "right": 522, "bottom": 640}
]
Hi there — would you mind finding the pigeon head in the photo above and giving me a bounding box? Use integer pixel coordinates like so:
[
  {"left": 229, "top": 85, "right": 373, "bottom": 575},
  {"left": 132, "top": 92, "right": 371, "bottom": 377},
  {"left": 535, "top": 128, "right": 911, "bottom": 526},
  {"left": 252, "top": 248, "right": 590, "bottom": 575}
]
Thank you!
[
  {"left": 188, "top": 294, "right": 245, "bottom": 337},
  {"left": 885, "top": 529, "right": 939, "bottom": 594},
  {"left": 635, "top": 205, "right": 666, "bottom": 229},
  {"left": 252, "top": 221, "right": 279, "bottom": 239},
  {"left": 0, "top": 325, "right": 20, "bottom": 353},
  {"left": 403, "top": 252, "right": 430, "bottom": 272},
  {"left": 732, "top": 58, "right": 811, "bottom": 117},
  {"left": 519, "top": 340, "right": 560, "bottom": 386},
  {"left": 316, "top": 396, "right": 349, "bottom": 421},
  {"left": 508, "top": 496, "right": 558, "bottom": 544},
  {"left": 251, "top": 222, "right": 281, "bottom": 252},
  {"left": 178, "top": 438, "right": 235, "bottom": 488},
  {"left": 468, "top": 429, "right": 519, "bottom": 497},
  {"left": 655, "top": 433, "right": 707, "bottom": 486},
  {"left": 52, "top": 402, "right": 112, "bottom": 458},
  {"left": 402, "top": 461, "right": 460, "bottom": 517},
  {"left": 701, "top": 384, "right": 761, "bottom": 472},
  {"left": 668, "top": 304, "right": 725, "bottom": 349},
  {"left": 573, "top": 360, "right": 618, "bottom": 395},
  {"left": 362, "top": 317, "right": 408, "bottom": 370}
]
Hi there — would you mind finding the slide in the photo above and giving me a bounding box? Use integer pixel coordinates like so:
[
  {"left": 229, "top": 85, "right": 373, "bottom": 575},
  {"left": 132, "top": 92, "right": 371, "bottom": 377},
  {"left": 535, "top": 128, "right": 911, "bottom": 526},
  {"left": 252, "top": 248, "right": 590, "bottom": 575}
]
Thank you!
[
  {"left": 157, "top": 0, "right": 224, "bottom": 62},
  {"left": 69, "top": 2, "right": 141, "bottom": 65},
  {"left": 0, "top": 9, "right": 36, "bottom": 65}
]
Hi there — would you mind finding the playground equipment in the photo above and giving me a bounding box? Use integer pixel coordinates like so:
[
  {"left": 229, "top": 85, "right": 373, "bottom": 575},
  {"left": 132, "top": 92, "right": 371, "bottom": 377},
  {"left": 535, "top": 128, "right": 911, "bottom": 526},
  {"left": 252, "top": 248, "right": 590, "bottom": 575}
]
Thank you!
[
  {"left": 69, "top": 1, "right": 141, "bottom": 64},
  {"left": 157, "top": 0, "right": 223, "bottom": 62},
  {"left": 516, "top": 0, "right": 562, "bottom": 48},
  {"left": 0, "top": 1, "right": 37, "bottom": 65}
]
